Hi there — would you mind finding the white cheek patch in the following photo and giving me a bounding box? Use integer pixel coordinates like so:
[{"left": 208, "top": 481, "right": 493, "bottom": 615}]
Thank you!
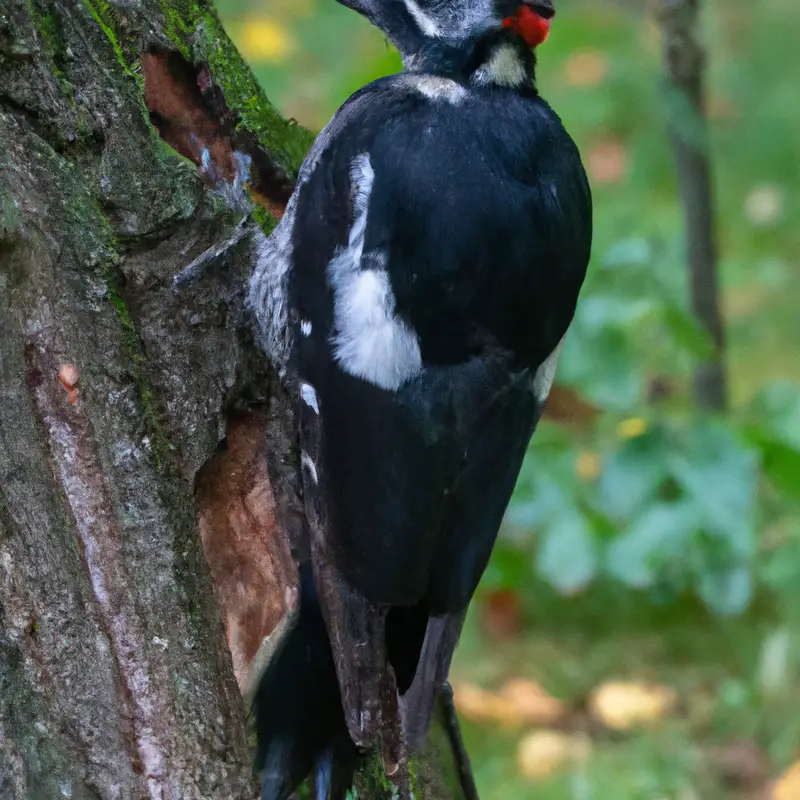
[
  {"left": 327, "top": 154, "right": 423, "bottom": 392},
  {"left": 533, "top": 335, "right": 566, "bottom": 402},
  {"left": 408, "top": 76, "right": 467, "bottom": 105},
  {"left": 472, "top": 44, "right": 527, "bottom": 88}
]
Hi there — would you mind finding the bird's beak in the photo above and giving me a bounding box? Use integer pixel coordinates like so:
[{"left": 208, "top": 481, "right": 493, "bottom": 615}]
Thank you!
[{"left": 522, "top": 0, "right": 555, "bottom": 20}]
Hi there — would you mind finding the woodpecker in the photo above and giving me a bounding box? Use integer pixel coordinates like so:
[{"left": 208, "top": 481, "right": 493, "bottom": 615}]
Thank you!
[{"left": 248, "top": 0, "right": 591, "bottom": 797}]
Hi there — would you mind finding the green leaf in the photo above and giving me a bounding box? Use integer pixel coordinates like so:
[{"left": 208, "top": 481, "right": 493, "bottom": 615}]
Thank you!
[
  {"left": 536, "top": 511, "right": 598, "bottom": 595},
  {"left": 559, "top": 328, "right": 641, "bottom": 410},
  {"left": 668, "top": 422, "right": 758, "bottom": 551},
  {"left": 481, "top": 541, "right": 531, "bottom": 592},
  {"left": 606, "top": 501, "right": 698, "bottom": 589},
  {"left": 599, "top": 431, "right": 670, "bottom": 519},
  {"left": 748, "top": 381, "right": 800, "bottom": 450},
  {"left": 744, "top": 426, "right": 800, "bottom": 503},
  {"left": 601, "top": 237, "right": 653, "bottom": 271},
  {"left": 579, "top": 295, "right": 657, "bottom": 332},
  {"left": 660, "top": 303, "right": 715, "bottom": 360},
  {"left": 698, "top": 567, "right": 753, "bottom": 616}
]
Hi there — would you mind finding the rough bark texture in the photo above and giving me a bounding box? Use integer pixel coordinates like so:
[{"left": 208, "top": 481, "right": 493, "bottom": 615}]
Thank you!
[
  {"left": 0, "top": 0, "right": 470, "bottom": 797},
  {"left": 657, "top": 0, "right": 727, "bottom": 411}
]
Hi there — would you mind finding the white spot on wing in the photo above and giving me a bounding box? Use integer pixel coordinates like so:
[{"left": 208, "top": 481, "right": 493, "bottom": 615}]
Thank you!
[
  {"left": 533, "top": 336, "right": 566, "bottom": 402},
  {"left": 301, "top": 451, "right": 319, "bottom": 485},
  {"left": 472, "top": 44, "right": 527, "bottom": 88},
  {"left": 300, "top": 382, "right": 319, "bottom": 414},
  {"left": 403, "top": 0, "right": 442, "bottom": 37},
  {"left": 327, "top": 154, "right": 423, "bottom": 391},
  {"left": 300, "top": 319, "right": 312, "bottom": 337}
]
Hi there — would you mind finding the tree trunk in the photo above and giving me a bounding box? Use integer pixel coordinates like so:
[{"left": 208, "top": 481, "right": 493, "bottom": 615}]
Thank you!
[
  {"left": 0, "top": 1, "right": 471, "bottom": 797},
  {"left": 657, "top": 0, "right": 728, "bottom": 411}
]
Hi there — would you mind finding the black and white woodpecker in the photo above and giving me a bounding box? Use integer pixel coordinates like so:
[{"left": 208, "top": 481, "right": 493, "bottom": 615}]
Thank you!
[{"left": 248, "top": 0, "right": 591, "bottom": 796}]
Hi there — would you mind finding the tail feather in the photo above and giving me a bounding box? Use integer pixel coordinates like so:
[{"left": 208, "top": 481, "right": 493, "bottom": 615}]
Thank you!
[{"left": 253, "top": 565, "right": 345, "bottom": 800}]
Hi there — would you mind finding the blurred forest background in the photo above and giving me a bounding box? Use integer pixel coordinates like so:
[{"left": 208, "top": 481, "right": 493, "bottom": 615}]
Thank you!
[{"left": 214, "top": 0, "right": 800, "bottom": 796}]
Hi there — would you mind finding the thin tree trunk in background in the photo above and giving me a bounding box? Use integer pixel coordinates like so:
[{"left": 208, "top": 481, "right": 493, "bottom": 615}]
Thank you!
[
  {"left": 657, "top": 0, "right": 727, "bottom": 411},
  {"left": 0, "top": 0, "right": 468, "bottom": 796}
]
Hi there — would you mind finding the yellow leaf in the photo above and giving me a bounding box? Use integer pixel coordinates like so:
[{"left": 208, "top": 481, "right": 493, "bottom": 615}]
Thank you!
[
  {"left": 589, "top": 680, "right": 677, "bottom": 731},
  {"left": 237, "top": 18, "right": 295, "bottom": 63},
  {"left": 500, "top": 678, "right": 566, "bottom": 726},
  {"left": 517, "top": 731, "right": 591, "bottom": 780},
  {"left": 576, "top": 451, "right": 601, "bottom": 481},
  {"left": 617, "top": 417, "right": 647, "bottom": 439},
  {"left": 563, "top": 50, "right": 609, "bottom": 88},
  {"left": 452, "top": 682, "right": 524, "bottom": 728},
  {"left": 774, "top": 762, "right": 800, "bottom": 800},
  {"left": 586, "top": 140, "right": 628, "bottom": 186}
]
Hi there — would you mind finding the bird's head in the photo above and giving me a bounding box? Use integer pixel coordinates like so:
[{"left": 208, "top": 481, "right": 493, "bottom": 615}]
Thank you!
[{"left": 337, "top": 0, "right": 555, "bottom": 63}]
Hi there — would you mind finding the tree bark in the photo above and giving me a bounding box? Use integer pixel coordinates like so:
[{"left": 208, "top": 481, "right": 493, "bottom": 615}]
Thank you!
[
  {"left": 657, "top": 0, "right": 727, "bottom": 411},
  {"left": 0, "top": 0, "right": 470, "bottom": 797}
]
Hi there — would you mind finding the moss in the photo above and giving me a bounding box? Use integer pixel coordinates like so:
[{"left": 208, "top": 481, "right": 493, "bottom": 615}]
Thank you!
[
  {"left": 25, "top": 0, "right": 74, "bottom": 96},
  {"left": 149, "top": 0, "right": 312, "bottom": 176},
  {"left": 354, "top": 754, "right": 395, "bottom": 798},
  {"left": 250, "top": 202, "right": 278, "bottom": 237},
  {"left": 81, "top": 0, "right": 133, "bottom": 77},
  {"left": 0, "top": 186, "right": 22, "bottom": 241},
  {"left": 103, "top": 273, "right": 175, "bottom": 473},
  {"left": 196, "top": 11, "right": 313, "bottom": 175},
  {"left": 160, "top": 3, "right": 194, "bottom": 61}
]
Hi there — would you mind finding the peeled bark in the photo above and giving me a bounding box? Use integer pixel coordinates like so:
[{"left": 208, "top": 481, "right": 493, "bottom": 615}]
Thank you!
[{"left": 0, "top": 0, "right": 472, "bottom": 797}]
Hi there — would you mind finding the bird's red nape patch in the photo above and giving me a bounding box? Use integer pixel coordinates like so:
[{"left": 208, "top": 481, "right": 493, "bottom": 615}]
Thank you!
[{"left": 502, "top": 5, "right": 552, "bottom": 48}]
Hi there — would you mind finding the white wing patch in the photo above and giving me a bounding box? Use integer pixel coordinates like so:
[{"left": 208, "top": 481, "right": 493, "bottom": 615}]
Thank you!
[
  {"left": 533, "top": 335, "right": 566, "bottom": 402},
  {"left": 327, "top": 154, "right": 423, "bottom": 391}
]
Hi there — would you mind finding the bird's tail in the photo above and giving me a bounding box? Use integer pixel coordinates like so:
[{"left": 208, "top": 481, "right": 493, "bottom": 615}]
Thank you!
[{"left": 253, "top": 564, "right": 349, "bottom": 800}]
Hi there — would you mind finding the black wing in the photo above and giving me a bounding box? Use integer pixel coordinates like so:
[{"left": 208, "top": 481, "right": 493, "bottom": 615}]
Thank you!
[{"left": 289, "top": 77, "right": 590, "bottom": 612}]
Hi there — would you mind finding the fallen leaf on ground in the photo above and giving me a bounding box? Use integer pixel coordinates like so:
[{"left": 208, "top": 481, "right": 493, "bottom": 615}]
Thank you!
[
  {"left": 453, "top": 682, "right": 521, "bottom": 727},
  {"left": 589, "top": 680, "right": 677, "bottom": 731},
  {"left": 773, "top": 762, "right": 800, "bottom": 800},
  {"left": 586, "top": 140, "right": 628, "bottom": 185},
  {"left": 453, "top": 679, "right": 564, "bottom": 727},
  {"left": 564, "top": 50, "right": 609, "bottom": 88},
  {"left": 500, "top": 678, "right": 566, "bottom": 725},
  {"left": 517, "top": 730, "right": 591, "bottom": 780}
]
